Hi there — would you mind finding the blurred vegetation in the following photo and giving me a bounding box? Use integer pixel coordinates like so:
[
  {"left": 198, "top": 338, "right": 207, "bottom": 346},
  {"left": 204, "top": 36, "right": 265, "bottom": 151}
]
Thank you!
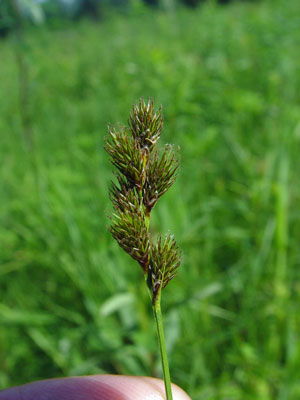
[
  {"left": 0, "top": 0, "right": 259, "bottom": 37},
  {"left": 1, "top": 0, "right": 300, "bottom": 398}
]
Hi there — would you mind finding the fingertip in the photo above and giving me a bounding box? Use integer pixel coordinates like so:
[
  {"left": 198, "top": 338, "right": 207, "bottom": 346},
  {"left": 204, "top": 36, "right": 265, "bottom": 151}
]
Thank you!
[
  {"left": 87, "top": 375, "right": 191, "bottom": 400},
  {"left": 0, "top": 387, "right": 21, "bottom": 400},
  {"left": 138, "top": 377, "right": 192, "bottom": 400},
  {"left": 0, "top": 375, "right": 191, "bottom": 400}
]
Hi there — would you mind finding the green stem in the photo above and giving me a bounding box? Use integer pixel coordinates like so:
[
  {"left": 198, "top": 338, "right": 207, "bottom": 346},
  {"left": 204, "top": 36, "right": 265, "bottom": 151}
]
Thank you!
[
  {"left": 144, "top": 190, "right": 172, "bottom": 399},
  {"left": 153, "top": 291, "right": 173, "bottom": 400}
]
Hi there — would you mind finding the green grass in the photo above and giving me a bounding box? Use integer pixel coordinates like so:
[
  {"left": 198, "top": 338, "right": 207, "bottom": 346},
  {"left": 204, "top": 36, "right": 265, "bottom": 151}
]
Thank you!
[{"left": 1, "top": 0, "right": 300, "bottom": 398}]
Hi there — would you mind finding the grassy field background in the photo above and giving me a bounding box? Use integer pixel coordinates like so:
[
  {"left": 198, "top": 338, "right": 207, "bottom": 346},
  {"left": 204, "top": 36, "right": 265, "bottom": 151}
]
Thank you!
[{"left": 1, "top": 0, "right": 300, "bottom": 398}]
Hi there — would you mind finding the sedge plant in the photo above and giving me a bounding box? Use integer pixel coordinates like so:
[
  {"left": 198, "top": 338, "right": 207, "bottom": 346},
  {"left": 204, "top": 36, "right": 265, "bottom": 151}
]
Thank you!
[{"left": 104, "top": 99, "right": 182, "bottom": 400}]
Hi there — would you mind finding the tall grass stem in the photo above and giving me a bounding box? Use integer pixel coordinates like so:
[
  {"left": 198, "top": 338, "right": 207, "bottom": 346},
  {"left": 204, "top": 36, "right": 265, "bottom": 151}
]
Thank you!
[{"left": 153, "top": 291, "right": 173, "bottom": 400}]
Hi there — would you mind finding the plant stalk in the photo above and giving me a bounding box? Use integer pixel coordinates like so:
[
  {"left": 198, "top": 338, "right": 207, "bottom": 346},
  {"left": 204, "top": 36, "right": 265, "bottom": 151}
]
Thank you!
[{"left": 153, "top": 291, "right": 173, "bottom": 400}]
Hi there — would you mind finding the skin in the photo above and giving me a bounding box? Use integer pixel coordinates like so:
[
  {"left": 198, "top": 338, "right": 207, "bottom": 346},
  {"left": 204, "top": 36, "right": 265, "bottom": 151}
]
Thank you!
[{"left": 0, "top": 375, "right": 192, "bottom": 400}]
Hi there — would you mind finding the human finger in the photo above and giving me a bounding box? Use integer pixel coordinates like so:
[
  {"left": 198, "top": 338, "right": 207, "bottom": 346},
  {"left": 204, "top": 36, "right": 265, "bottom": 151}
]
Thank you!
[{"left": 0, "top": 374, "right": 191, "bottom": 400}]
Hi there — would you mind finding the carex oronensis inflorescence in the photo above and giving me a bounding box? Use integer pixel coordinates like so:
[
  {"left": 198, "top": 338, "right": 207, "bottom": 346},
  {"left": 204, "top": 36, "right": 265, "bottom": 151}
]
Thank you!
[{"left": 105, "top": 99, "right": 182, "bottom": 305}]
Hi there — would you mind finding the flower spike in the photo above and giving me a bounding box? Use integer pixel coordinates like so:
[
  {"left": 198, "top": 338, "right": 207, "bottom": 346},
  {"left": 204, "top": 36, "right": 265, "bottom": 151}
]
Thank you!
[{"left": 105, "top": 99, "right": 183, "bottom": 400}]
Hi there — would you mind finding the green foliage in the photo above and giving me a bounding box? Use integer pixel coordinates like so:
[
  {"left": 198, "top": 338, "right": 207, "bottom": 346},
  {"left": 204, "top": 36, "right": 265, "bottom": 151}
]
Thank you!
[
  {"left": 0, "top": 0, "right": 44, "bottom": 29},
  {"left": 1, "top": 0, "right": 300, "bottom": 398},
  {"left": 0, "top": 1, "right": 15, "bottom": 33}
]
